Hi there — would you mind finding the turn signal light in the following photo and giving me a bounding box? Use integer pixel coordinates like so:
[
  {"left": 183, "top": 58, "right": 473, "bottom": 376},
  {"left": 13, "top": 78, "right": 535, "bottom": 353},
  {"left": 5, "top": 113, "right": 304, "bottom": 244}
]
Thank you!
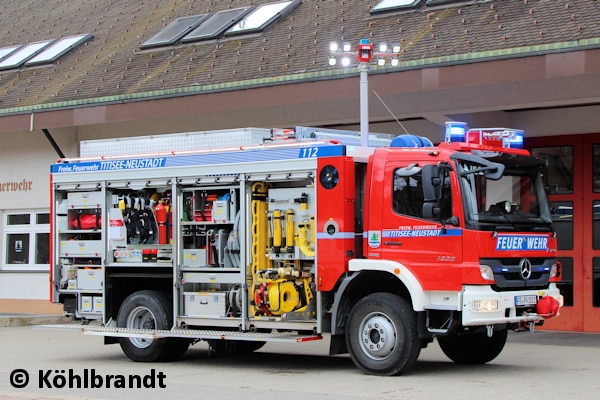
[{"left": 480, "top": 265, "right": 494, "bottom": 281}]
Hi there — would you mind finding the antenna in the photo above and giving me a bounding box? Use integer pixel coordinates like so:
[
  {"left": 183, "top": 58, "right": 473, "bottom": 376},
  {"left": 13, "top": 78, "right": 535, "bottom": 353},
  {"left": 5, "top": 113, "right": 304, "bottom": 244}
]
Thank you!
[{"left": 372, "top": 90, "right": 409, "bottom": 134}]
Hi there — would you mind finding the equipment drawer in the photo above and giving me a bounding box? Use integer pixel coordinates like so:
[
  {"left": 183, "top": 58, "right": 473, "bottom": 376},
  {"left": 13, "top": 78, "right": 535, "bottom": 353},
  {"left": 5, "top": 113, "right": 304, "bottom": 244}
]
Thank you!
[
  {"left": 184, "top": 292, "right": 226, "bottom": 317},
  {"left": 76, "top": 268, "right": 103, "bottom": 291},
  {"left": 60, "top": 240, "right": 103, "bottom": 256},
  {"left": 67, "top": 191, "right": 103, "bottom": 209}
]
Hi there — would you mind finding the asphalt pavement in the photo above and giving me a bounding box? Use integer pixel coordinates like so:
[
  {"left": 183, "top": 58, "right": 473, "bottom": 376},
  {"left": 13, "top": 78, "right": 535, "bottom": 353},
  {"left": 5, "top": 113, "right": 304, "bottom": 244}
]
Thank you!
[{"left": 1, "top": 314, "right": 599, "bottom": 400}]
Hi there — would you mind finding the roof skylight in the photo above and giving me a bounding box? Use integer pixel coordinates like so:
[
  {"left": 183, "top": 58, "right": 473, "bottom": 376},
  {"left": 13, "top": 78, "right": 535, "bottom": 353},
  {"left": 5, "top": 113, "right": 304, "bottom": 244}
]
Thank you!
[
  {"left": 181, "top": 7, "right": 253, "bottom": 42},
  {"left": 25, "top": 34, "right": 93, "bottom": 66},
  {"left": 425, "top": 0, "right": 462, "bottom": 5},
  {"left": 141, "top": 15, "right": 210, "bottom": 49},
  {"left": 0, "top": 40, "right": 54, "bottom": 71},
  {"left": 0, "top": 45, "right": 21, "bottom": 62},
  {"left": 225, "top": 0, "right": 300, "bottom": 36},
  {"left": 371, "top": 0, "right": 422, "bottom": 13}
]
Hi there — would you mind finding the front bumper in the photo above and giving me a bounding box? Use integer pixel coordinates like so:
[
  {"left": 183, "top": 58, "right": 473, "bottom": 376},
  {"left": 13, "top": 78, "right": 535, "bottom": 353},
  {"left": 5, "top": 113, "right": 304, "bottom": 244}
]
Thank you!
[{"left": 461, "top": 284, "right": 563, "bottom": 326}]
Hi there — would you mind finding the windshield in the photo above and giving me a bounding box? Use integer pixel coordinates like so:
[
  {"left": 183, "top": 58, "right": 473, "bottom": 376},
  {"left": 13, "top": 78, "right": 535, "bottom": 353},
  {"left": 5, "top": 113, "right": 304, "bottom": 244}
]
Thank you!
[{"left": 456, "top": 152, "right": 552, "bottom": 232}]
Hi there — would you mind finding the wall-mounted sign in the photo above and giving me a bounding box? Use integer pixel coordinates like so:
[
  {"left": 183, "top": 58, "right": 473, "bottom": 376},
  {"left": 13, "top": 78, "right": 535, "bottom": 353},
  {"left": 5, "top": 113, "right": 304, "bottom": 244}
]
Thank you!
[{"left": 0, "top": 179, "right": 33, "bottom": 193}]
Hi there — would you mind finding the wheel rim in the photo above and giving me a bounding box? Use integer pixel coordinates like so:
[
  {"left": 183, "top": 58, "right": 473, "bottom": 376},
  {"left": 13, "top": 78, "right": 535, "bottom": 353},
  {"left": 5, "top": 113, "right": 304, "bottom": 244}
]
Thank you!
[
  {"left": 358, "top": 312, "right": 398, "bottom": 361},
  {"left": 126, "top": 305, "right": 157, "bottom": 349}
]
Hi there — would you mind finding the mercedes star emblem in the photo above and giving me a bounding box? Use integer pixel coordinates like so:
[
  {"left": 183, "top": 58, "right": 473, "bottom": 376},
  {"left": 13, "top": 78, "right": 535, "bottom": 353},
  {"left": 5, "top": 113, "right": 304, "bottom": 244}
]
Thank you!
[{"left": 519, "top": 258, "right": 532, "bottom": 280}]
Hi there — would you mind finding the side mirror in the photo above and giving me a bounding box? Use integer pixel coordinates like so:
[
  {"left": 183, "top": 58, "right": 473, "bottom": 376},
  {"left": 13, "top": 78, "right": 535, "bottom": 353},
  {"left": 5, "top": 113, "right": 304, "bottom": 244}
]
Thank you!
[
  {"left": 422, "top": 164, "right": 440, "bottom": 202},
  {"left": 422, "top": 203, "right": 440, "bottom": 219},
  {"left": 422, "top": 164, "right": 456, "bottom": 224}
]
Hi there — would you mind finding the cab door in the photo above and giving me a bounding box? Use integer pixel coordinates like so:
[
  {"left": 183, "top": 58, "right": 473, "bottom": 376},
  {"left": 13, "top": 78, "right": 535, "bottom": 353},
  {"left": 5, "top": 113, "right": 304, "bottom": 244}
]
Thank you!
[{"left": 373, "top": 161, "right": 463, "bottom": 291}]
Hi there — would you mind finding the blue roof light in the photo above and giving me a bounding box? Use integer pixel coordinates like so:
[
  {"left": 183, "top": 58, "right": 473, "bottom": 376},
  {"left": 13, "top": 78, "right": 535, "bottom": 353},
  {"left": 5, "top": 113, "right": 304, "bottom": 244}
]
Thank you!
[{"left": 445, "top": 121, "right": 467, "bottom": 143}]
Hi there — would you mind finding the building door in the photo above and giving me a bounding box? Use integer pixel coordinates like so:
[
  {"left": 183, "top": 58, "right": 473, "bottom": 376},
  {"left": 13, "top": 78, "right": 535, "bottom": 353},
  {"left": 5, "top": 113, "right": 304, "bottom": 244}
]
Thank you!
[
  {"left": 528, "top": 133, "right": 600, "bottom": 332},
  {"left": 583, "top": 133, "right": 600, "bottom": 331}
]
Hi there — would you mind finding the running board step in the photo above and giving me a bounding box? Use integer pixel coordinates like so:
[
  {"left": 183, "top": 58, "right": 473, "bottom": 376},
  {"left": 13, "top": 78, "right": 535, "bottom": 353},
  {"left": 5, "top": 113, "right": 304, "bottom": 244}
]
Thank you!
[{"left": 36, "top": 323, "right": 322, "bottom": 343}]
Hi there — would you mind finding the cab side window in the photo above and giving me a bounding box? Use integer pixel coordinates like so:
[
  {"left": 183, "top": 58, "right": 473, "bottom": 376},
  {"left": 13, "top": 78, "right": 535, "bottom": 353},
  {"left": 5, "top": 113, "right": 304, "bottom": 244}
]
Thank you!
[
  {"left": 393, "top": 165, "right": 452, "bottom": 221},
  {"left": 393, "top": 166, "right": 425, "bottom": 218}
]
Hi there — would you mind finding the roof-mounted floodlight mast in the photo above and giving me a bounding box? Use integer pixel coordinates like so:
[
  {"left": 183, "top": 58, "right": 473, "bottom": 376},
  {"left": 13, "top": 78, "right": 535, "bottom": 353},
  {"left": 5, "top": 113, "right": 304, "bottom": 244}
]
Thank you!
[{"left": 328, "top": 38, "right": 400, "bottom": 146}]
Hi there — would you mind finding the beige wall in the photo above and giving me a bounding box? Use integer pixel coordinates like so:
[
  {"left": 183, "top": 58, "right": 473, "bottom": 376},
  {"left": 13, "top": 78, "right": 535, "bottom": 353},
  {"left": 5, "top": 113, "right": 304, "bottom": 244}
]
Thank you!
[{"left": 0, "top": 128, "right": 77, "bottom": 313}]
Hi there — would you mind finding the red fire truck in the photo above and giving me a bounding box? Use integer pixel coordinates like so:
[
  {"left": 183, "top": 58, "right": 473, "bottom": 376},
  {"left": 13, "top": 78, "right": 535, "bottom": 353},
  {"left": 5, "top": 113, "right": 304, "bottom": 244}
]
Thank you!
[{"left": 47, "top": 124, "right": 562, "bottom": 375}]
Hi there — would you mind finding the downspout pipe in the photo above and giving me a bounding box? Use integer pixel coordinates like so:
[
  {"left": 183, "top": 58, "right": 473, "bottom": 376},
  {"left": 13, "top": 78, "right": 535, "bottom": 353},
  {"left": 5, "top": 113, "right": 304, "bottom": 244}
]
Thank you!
[{"left": 42, "top": 128, "right": 66, "bottom": 159}]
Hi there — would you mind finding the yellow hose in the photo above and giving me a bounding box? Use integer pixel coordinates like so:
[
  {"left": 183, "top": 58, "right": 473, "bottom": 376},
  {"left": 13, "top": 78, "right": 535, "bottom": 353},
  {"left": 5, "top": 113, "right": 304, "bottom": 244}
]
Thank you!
[{"left": 250, "top": 182, "right": 270, "bottom": 315}]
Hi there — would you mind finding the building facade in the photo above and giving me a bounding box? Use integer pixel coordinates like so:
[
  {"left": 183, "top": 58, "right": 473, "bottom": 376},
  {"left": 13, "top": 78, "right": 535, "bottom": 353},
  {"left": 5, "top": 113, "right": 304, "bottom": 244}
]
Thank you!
[{"left": 0, "top": 0, "right": 599, "bottom": 330}]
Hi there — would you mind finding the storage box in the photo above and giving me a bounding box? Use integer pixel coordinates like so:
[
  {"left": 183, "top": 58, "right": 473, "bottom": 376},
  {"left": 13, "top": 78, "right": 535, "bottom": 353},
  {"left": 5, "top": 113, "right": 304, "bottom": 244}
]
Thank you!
[
  {"left": 182, "top": 249, "right": 207, "bottom": 268},
  {"left": 212, "top": 200, "right": 230, "bottom": 222},
  {"left": 77, "top": 268, "right": 103, "bottom": 290},
  {"left": 60, "top": 240, "right": 103, "bottom": 257},
  {"left": 80, "top": 296, "right": 93, "bottom": 312},
  {"left": 93, "top": 297, "right": 103, "bottom": 313},
  {"left": 184, "top": 292, "right": 226, "bottom": 317}
]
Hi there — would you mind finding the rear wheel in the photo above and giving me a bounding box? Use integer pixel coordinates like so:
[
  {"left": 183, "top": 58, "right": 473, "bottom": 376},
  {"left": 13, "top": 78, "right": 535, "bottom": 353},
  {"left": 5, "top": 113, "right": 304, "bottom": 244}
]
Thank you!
[
  {"left": 117, "top": 290, "right": 190, "bottom": 362},
  {"left": 438, "top": 328, "right": 507, "bottom": 364},
  {"left": 345, "top": 292, "right": 420, "bottom": 376}
]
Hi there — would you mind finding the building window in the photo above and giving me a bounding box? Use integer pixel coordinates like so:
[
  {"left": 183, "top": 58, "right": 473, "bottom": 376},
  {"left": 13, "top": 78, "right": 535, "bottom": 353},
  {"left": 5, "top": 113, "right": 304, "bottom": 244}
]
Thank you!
[
  {"left": 371, "top": 0, "right": 421, "bottom": 14},
  {"left": 142, "top": 1, "right": 300, "bottom": 49},
  {"left": 225, "top": 0, "right": 300, "bottom": 37},
  {"left": 531, "top": 146, "right": 574, "bottom": 194},
  {"left": 593, "top": 144, "right": 600, "bottom": 193},
  {"left": 3, "top": 210, "right": 50, "bottom": 271}
]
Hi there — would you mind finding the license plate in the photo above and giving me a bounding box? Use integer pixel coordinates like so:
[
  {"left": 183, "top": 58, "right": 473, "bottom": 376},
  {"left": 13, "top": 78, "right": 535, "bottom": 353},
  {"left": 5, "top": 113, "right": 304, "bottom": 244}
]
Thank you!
[{"left": 515, "top": 295, "right": 537, "bottom": 306}]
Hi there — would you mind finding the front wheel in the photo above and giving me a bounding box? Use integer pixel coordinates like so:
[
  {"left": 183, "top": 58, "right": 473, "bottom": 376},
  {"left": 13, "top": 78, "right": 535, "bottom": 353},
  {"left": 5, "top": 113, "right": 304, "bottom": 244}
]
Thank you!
[
  {"left": 345, "top": 292, "right": 420, "bottom": 376},
  {"left": 437, "top": 328, "right": 507, "bottom": 365},
  {"left": 117, "top": 290, "right": 189, "bottom": 362}
]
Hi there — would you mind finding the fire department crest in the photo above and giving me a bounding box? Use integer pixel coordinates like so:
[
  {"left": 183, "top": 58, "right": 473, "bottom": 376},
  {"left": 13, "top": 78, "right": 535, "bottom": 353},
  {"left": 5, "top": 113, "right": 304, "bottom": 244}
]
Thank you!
[{"left": 368, "top": 231, "right": 381, "bottom": 248}]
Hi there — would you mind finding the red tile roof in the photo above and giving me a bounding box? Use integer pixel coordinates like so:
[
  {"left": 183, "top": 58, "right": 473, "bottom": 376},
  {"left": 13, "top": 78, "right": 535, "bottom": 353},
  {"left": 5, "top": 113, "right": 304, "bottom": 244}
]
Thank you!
[{"left": 0, "top": 0, "right": 598, "bottom": 114}]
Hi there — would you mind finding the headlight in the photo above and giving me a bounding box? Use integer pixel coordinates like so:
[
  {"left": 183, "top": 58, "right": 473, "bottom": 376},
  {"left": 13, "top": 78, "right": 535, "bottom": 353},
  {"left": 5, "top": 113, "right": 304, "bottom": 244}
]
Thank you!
[{"left": 480, "top": 265, "right": 495, "bottom": 281}]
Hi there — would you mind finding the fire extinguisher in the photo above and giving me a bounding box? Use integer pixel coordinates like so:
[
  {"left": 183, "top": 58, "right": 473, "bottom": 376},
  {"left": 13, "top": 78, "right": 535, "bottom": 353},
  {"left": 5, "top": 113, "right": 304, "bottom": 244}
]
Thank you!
[{"left": 155, "top": 200, "right": 167, "bottom": 244}]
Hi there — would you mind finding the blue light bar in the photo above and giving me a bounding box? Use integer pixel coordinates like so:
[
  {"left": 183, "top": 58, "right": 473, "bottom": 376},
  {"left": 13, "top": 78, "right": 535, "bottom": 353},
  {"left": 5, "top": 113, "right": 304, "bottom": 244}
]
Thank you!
[
  {"left": 507, "top": 130, "right": 524, "bottom": 149},
  {"left": 467, "top": 128, "right": 525, "bottom": 149},
  {"left": 445, "top": 121, "right": 467, "bottom": 143}
]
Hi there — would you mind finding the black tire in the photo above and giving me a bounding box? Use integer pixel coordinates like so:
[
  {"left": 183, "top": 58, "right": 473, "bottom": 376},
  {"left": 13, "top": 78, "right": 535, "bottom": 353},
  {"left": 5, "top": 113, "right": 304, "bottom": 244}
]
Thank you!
[
  {"left": 438, "top": 328, "right": 507, "bottom": 365},
  {"left": 345, "top": 292, "right": 420, "bottom": 376},
  {"left": 117, "top": 290, "right": 190, "bottom": 362}
]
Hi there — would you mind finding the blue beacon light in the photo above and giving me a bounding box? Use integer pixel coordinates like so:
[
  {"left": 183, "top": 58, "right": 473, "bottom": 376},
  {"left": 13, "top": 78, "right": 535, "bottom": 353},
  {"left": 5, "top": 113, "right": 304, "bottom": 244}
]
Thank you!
[
  {"left": 445, "top": 121, "right": 467, "bottom": 143},
  {"left": 506, "top": 130, "right": 524, "bottom": 149}
]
